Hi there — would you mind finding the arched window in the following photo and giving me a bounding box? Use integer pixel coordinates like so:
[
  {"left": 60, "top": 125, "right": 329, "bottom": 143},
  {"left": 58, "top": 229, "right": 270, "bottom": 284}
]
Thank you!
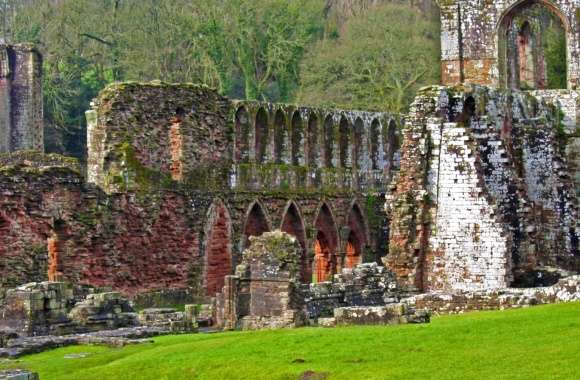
[
  {"left": 353, "top": 118, "right": 364, "bottom": 169},
  {"left": 370, "top": 119, "right": 381, "bottom": 170},
  {"left": 384, "top": 120, "right": 398, "bottom": 180},
  {"left": 255, "top": 108, "right": 269, "bottom": 163},
  {"left": 323, "top": 115, "right": 334, "bottom": 167},
  {"left": 274, "top": 110, "right": 287, "bottom": 164},
  {"left": 235, "top": 107, "right": 251, "bottom": 162},
  {"left": 291, "top": 111, "right": 304, "bottom": 166},
  {"left": 498, "top": 1, "right": 567, "bottom": 89},
  {"left": 339, "top": 116, "right": 350, "bottom": 168},
  {"left": 307, "top": 114, "right": 319, "bottom": 167}
]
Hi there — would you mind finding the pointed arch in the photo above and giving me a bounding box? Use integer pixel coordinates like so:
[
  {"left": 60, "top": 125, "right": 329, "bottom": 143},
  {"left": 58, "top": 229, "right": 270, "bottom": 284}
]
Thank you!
[
  {"left": 235, "top": 106, "right": 251, "bottom": 162},
  {"left": 313, "top": 203, "right": 339, "bottom": 282},
  {"left": 346, "top": 203, "right": 368, "bottom": 269},
  {"left": 204, "top": 199, "right": 233, "bottom": 296},
  {"left": 243, "top": 201, "right": 271, "bottom": 250},
  {"left": 280, "top": 202, "right": 309, "bottom": 282},
  {"left": 255, "top": 107, "right": 269, "bottom": 163}
]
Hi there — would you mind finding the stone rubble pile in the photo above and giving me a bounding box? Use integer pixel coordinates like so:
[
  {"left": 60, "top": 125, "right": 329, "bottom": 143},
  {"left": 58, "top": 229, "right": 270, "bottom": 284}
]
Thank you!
[{"left": 0, "top": 326, "right": 170, "bottom": 358}]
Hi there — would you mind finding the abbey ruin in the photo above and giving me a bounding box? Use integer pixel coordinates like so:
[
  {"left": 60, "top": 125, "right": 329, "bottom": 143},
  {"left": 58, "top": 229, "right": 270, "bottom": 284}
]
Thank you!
[{"left": 0, "top": 0, "right": 579, "bottom": 342}]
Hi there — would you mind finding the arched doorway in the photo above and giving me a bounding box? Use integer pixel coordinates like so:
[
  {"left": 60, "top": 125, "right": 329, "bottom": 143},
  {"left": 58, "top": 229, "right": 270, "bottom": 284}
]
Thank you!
[
  {"left": 498, "top": 0, "right": 568, "bottom": 89},
  {"left": 204, "top": 200, "right": 233, "bottom": 296},
  {"left": 243, "top": 202, "right": 270, "bottom": 250},
  {"left": 280, "top": 202, "right": 309, "bottom": 282},
  {"left": 345, "top": 204, "right": 367, "bottom": 269},
  {"left": 313, "top": 203, "right": 339, "bottom": 282}
]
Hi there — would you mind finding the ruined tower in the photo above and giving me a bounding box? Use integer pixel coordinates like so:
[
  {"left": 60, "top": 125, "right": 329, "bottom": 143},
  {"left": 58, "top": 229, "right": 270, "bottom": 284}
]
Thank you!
[{"left": 0, "top": 44, "right": 43, "bottom": 153}]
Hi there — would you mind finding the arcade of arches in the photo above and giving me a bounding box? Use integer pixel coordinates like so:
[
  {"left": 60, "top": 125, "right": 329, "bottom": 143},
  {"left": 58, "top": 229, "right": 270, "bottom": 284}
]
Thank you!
[{"left": 203, "top": 199, "right": 371, "bottom": 293}]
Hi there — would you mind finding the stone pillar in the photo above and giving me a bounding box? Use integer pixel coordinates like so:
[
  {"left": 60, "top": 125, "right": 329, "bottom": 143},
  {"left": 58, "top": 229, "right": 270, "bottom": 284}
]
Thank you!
[{"left": 8, "top": 44, "right": 43, "bottom": 152}]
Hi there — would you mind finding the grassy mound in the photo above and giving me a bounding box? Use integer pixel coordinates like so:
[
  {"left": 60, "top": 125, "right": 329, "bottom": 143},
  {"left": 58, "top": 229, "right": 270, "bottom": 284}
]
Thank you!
[{"left": 2, "top": 302, "right": 580, "bottom": 380}]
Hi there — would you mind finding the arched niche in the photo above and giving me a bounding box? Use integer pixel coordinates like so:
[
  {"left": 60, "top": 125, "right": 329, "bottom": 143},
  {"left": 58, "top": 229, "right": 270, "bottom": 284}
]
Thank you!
[
  {"left": 255, "top": 108, "right": 269, "bottom": 164},
  {"left": 204, "top": 199, "right": 233, "bottom": 296},
  {"left": 280, "top": 202, "right": 309, "bottom": 282},
  {"left": 313, "top": 203, "right": 339, "bottom": 283}
]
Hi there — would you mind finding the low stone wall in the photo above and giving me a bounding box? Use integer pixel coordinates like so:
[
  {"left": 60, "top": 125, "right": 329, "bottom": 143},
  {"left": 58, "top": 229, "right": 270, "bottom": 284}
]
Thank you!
[
  {"left": 405, "top": 276, "right": 580, "bottom": 315},
  {"left": 303, "top": 263, "right": 403, "bottom": 319}
]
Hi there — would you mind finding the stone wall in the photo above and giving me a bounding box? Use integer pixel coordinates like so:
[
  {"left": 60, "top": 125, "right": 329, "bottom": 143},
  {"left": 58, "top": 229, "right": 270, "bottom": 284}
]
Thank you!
[
  {"left": 1, "top": 82, "right": 396, "bottom": 300},
  {"left": 0, "top": 44, "right": 43, "bottom": 153},
  {"left": 86, "top": 82, "right": 399, "bottom": 195},
  {"left": 386, "top": 85, "right": 578, "bottom": 292}
]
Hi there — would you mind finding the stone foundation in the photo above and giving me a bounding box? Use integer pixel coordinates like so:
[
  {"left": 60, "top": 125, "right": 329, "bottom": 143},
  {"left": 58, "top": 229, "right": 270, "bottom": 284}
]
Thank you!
[{"left": 405, "top": 275, "right": 580, "bottom": 315}]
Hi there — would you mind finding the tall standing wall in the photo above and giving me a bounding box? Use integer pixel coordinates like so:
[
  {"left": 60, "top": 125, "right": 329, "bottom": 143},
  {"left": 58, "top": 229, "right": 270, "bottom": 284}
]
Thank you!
[{"left": 386, "top": 85, "right": 578, "bottom": 292}]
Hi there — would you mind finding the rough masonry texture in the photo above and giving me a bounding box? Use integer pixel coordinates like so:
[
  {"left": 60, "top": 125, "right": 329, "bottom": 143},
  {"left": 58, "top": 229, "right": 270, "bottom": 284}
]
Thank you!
[
  {"left": 0, "top": 81, "right": 398, "bottom": 302},
  {"left": 0, "top": 44, "right": 43, "bottom": 153},
  {"left": 439, "top": 0, "right": 580, "bottom": 199},
  {"left": 387, "top": 84, "right": 578, "bottom": 292}
]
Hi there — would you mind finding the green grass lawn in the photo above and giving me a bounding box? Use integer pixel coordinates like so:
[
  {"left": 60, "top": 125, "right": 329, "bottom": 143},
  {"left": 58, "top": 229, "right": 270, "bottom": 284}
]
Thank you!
[{"left": 2, "top": 302, "right": 580, "bottom": 380}]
